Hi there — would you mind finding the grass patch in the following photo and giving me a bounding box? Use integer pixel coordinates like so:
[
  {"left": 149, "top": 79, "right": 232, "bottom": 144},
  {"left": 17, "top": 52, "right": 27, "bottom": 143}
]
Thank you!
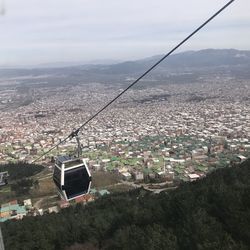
[
  {"left": 107, "top": 183, "right": 135, "bottom": 193},
  {"left": 91, "top": 171, "right": 120, "bottom": 188}
]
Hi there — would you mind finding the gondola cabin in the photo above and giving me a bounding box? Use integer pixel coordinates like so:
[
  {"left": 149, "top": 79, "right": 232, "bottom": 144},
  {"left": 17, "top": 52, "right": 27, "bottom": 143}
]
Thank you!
[
  {"left": 53, "top": 156, "right": 91, "bottom": 201},
  {"left": 0, "top": 171, "right": 9, "bottom": 186}
]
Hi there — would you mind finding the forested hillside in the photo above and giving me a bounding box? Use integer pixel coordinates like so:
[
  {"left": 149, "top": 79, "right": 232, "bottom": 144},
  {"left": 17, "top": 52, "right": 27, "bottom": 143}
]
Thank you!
[
  {"left": 2, "top": 159, "right": 250, "bottom": 250},
  {"left": 0, "top": 162, "right": 44, "bottom": 181}
]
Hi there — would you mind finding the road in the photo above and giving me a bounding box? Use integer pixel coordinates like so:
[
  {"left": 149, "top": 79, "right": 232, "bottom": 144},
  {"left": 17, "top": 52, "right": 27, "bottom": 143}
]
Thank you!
[{"left": 121, "top": 180, "right": 177, "bottom": 193}]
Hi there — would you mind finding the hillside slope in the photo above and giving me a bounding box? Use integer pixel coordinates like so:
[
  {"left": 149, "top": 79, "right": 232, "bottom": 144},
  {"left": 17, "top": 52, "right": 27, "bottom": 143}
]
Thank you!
[{"left": 1, "top": 159, "right": 250, "bottom": 250}]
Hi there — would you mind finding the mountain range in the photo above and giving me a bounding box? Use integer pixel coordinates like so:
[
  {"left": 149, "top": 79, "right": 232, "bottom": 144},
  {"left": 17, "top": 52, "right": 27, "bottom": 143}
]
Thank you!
[{"left": 1, "top": 49, "right": 250, "bottom": 86}]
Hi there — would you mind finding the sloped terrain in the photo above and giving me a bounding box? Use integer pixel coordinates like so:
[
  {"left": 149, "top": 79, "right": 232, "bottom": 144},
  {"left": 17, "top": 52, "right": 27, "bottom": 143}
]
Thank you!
[{"left": 1, "top": 159, "right": 250, "bottom": 250}]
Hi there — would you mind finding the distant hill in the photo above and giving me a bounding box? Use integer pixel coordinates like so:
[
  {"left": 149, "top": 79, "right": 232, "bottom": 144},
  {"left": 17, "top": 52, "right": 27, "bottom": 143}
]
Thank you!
[
  {"left": 2, "top": 158, "right": 250, "bottom": 250},
  {"left": 98, "top": 49, "right": 250, "bottom": 74},
  {"left": 1, "top": 49, "right": 250, "bottom": 86}
]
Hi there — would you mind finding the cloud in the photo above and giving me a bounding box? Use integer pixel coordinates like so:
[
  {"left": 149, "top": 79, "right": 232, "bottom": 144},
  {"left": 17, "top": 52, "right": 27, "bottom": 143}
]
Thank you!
[{"left": 0, "top": 0, "right": 249, "bottom": 66}]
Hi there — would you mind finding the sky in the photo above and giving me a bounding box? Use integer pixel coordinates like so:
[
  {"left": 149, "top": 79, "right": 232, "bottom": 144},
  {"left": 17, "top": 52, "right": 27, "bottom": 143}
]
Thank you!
[{"left": 0, "top": 0, "right": 249, "bottom": 67}]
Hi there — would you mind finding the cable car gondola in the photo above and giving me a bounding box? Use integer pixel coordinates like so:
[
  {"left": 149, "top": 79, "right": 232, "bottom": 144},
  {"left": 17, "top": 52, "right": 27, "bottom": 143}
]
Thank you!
[
  {"left": 52, "top": 133, "right": 92, "bottom": 201},
  {"left": 0, "top": 171, "right": 9, "bottom": 186},
  {"left": 53, "top": 156, "right": 92, "bottom": 201}
]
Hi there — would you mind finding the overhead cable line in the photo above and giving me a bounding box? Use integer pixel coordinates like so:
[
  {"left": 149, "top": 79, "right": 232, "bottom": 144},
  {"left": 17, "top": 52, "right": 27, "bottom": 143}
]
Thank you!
[{"left": 32, "top": 0, "right": 235, "bottom": 163}]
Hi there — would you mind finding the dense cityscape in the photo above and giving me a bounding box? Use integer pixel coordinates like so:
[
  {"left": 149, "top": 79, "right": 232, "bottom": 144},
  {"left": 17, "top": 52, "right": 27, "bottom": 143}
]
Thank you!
[{"left": 0, "top": 77, "right": 249, "bottom": 172}]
